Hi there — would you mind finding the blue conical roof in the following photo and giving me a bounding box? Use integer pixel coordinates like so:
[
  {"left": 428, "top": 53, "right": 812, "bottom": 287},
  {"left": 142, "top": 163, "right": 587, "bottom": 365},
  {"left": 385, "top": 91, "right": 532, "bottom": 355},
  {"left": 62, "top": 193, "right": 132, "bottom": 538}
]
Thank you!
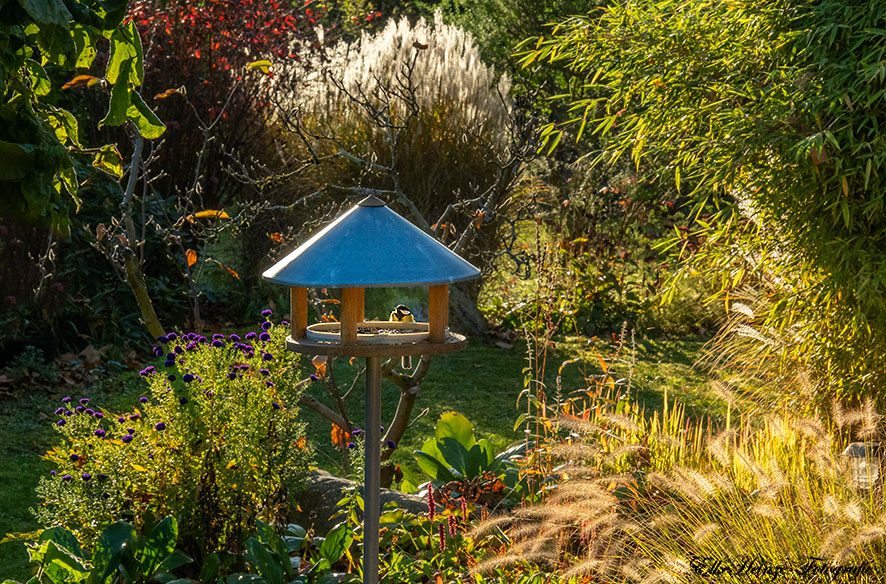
[{"left": 262, "top": 196, "right": 481, "bottom": 287}]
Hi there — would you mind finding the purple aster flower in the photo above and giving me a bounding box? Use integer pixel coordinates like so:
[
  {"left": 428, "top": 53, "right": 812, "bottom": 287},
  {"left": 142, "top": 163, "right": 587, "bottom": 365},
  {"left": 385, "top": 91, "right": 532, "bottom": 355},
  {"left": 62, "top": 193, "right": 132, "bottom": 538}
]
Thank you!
[
  {"left": 272, "top": 402, "right": 281, "bottom": 409},
  {"left": 238, "top": 364, "right": 250, "bottom": 371},
  {"left": 129, "top": 414, "right": 141, "bottom": 421},
  {"left": 166, "top": 353, "right": 175, "bottom": 361},
  {"left": 102, "top": 493, "right": 110, "bottom": 499},
  {"left": 174, "top": 345, "right": 184, "bottom": 355},
  {"left": 310, "top": 374, "right": 319, "bottom": 382},
  {"left": 179, "top": 397, "right": 188, "bottom": 405},
  {"left": 85, "top": 409, "right": 94, "bottom": 416},
  {"left": 121, "top": 435, "right": 133, "bottom": 443},
  {"left": 380, "top": 425, "right": 385, "bottom": 432},
  {"left": 62, "top": 474, "right": 73, "bottom": 481},
  {"left": 212, "top": 340, "right": 224, "bottom": 348},
  {"left": 245, "top": 332, "right": 257, "bottom": 340},
  {"left": 70, "top": 454, "right": 79, "bottom": 462},
  {"left": 164, "top": 359, "right": 175, "bottom": 368},
  {"left": 259, "top": 332, "right": 271, "bottom": 342},
  {"left": 261, "top": 309, "right": 272, "bottom": 317},
  {"left": 185, "top": 342, "right": 197, "bottom": 352},
  {"left": 97, "top": 474, "right": 108, "bottom": 481},
  {"left": 61, "top": 396, "right": 71, "bottom": 403},
  {"left": 152, "top": 345, "right": 163, "bottom": 357},
  {"left": 167, "top": 332, "right": 178, "bottom": 341},
  {"left": 204, "top": 390, "right": 215, "bottom": 398},
  {"left": 56, "top": 419, "right": 66, "bottom": 426},
  {"left": 261, "top": 321, "right": 272, "bottom": 331},
  {"left": 54, "top": 407, "right": 64, "bottom": 416},
  {"left": 75, "top": 405, "right": 85, "bottom": 413},
  {"left": 351, "top": 429, "right": 363, "bottom": 437},
  {"left": 117, "top": 417, "right": 126, "bottom": 423},
  {"left": 195, "top": 375, "right": 203, "bottom": 383},
  {"left": 227, "top": 372, "right": 237, "bottom": 380},
  {"left": 82, "top": 473, "right": 92, "bottom": 481},
  {"left": 139, "top": 366, "right": 155, "bottom": 377},
  {"left": 386, "top": 440, "right": 397, "bottom": 449},
  {"left": 154, "top": 422, "right": 166, "bottom": 431},
  {"left": 127, "top": 428, "right": 135, "bottom": 435},
  {"left": 263, "top": 353, "right": 273, "bottom": 361},
  {"left": 157, "top": 335, "right": 169, "bottom": 344},
  {"left": 347, "top": 442, "right": 356, "bottom": 449},
  {"left": 281, "top": 320, "right": 289, "bottom": 326},
  {"left": 139, "top": 397, "right": 149, "bottom": 403},
  {"left": 50, "top": 470, "right": 57, "bottom": 475},
  {"left": 64, "top": 410, "right": 73, "bottom": 417},
  {"left": 94, "top": 412, "right": 104, "bottom": 419},
  {"left": 178, "top": 358, "right": 185, "bottom": 364},
  {"left": 265, "top": 380, "right": 274, "bottom": 387},
  {"left": 260, "top": 368, "right": 270, "bottom": 377},
  {"left": 183, "top": 374, "right": 195, "bottom": 383},
  {"left": 80, "top": 398, "right": 89, "bottom": 405},
  {"left": 167, "top": 374, "right": 176, "bottom": 382},
  {"left": 94, "top": 429, "right": 106, "bottom": 438}
]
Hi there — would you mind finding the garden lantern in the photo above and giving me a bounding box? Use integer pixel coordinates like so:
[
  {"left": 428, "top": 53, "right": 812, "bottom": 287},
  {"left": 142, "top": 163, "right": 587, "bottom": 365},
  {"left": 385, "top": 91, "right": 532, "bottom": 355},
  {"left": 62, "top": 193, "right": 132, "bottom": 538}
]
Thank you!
[
  {"left": 262, "top": 195, "right": 480, "bottom": 584},
  {"left": 841, "top": 442, "right": 881, "bottom": 490}
]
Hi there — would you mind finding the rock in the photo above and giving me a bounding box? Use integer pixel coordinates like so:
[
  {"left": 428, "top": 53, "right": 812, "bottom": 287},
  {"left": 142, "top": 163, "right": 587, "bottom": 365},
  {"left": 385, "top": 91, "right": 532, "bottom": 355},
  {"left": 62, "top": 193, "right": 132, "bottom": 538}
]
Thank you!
[{"left": 288, "top": 469, "right": 428, "bottom": 535}]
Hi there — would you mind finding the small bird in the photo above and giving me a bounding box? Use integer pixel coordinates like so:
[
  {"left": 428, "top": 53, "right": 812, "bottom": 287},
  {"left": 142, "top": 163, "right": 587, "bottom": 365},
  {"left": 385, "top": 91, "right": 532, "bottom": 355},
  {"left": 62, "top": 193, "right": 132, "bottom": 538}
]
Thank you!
[
  {"left": 389, "top": 304, "right": 415, "bottom": 323},
  {"left": 390, "top": 305, "right": 414, "bottom": 369}
]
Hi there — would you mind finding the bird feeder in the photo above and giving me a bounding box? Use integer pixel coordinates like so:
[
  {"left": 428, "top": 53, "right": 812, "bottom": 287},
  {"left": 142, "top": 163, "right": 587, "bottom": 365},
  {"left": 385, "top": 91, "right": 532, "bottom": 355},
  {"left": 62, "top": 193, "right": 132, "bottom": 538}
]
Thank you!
[
  {"left": 262, "top": 195, "right": 480, "bottom": 584},
  {"left": 842, "top": 442, "right": 882, "bottom": 491}
]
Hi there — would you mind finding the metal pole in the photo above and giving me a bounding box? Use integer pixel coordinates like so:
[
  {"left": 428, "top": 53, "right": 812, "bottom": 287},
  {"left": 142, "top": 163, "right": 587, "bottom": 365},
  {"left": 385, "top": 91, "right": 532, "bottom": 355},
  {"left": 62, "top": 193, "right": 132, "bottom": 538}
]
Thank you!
[{"left": 363, "top": 356, "right": 381, "bottom": 584}]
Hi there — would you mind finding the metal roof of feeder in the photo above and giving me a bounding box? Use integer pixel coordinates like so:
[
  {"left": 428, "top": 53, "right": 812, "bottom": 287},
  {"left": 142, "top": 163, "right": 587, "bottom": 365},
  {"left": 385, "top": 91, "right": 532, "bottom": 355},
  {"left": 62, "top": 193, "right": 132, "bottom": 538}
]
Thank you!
[{"left": 262, "top": 196, "right": 481, "bottom": 288}]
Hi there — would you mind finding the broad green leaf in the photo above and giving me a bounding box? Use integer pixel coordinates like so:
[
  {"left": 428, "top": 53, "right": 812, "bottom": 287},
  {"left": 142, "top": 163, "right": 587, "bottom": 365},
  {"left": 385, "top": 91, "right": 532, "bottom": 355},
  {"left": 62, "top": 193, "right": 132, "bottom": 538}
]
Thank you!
[
  {"left": 138, "top": 516, "right": 178, "bottom": 577},
  {"left": 106, "top": 22, "right": 142, "bottom": 85},
  {"left": 318, "top": 523, "right": 352, "bottom": 565},
  {"left": 73, "top": 24, "right": 95, "bottom": 68},
  {"left": 18, "top": 0, "right": 72, "bottom": 28},
  {"left": 100, "top": 59, "right": 130, "bottom": 128},
  {"left": 92, "top": 144, "right": 123, "bottom": 178},
  {"left": 34, "top": 24, "right": 76, "bottom": 66},
  {"left": 434, "top": 411, "right": 475, "bottom": 449},
  {"left": 43, "top": 541, "right": 89, "bottom": 584},
  {"left": 0, "top": 142, "right": 36, "bottom": 181},
  {"left": 25, "top": 60, "right": 50, "bottom": 95},
  {"left": 476, "top": 438, "right": 495, "bottom": 466},
  {"left": 414, "top": 449, "right": 457, "bottom": 482},
  {"left": 90, "top": 521, "right": 136, "bottom": 584},
  {"left": 464, "top": 443, "right": 488, "bottom": 479},
  {"left": 437, "top": 436, "right": 472, "bottom": 477},
  {"left": 244, "top": 538, "right": 283, "bottom": 584},
  {"left": 157, "top": 550, "right": 192, "bottom": 574},
  {"left": 127, "top": 91, "right": 165, "bottom": 139},
  {"left": 46, "top": 108, "right": 80, "bottom": 147},
  {"left": 58, "top": 164, "right": 78, "bottom": 196},
  {"left": 199, "top": 553, "right": 221, "bottom": 583}
]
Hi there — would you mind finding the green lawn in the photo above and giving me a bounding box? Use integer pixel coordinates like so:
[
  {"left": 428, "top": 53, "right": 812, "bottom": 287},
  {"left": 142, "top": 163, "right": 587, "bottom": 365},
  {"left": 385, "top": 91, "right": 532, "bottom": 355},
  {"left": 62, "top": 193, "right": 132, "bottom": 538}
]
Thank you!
[{"left": 0, "top": 335, "right": 718, "bottom": 581}]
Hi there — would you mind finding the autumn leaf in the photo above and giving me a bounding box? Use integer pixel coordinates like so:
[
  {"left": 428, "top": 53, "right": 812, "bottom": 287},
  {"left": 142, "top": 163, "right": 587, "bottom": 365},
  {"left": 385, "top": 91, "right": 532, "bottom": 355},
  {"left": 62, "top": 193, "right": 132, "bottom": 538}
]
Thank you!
[
  {"left": 186, "top": 249, "right": 197, "bottom": 267},
  {"left": 185, "top": 209, "right": 231, "bottom": 222},
  {"left": 154, "top": 88, "right": 182, "bottom": 99},
  {"left": 330, "top": 423, "right": 350, "bottom": 448},
  {"left": 62, "top": 75, "right": 100, "bottom": 90},
  {"left": 269, "top": 232, "right": 283, "bottom": 242},
  {"left": 312, "top": 355, "right": 327, "bottom": 377},
  {"left": 295, "top": 437, "right": 307, "bottom": 450},
  {"left": 246, "top": 59, "right": 273, "bottom": 74},
  {"left": 223, "top": 265, "right": 239, "bottom": 279}
]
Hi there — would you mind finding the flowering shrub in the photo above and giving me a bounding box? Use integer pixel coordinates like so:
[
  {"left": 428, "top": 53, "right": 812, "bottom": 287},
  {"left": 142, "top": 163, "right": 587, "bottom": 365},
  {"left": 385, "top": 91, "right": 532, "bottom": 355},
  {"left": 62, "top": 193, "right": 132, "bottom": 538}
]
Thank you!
[{"left": 33, "top": 314, "right": 310, "bottom": 561}]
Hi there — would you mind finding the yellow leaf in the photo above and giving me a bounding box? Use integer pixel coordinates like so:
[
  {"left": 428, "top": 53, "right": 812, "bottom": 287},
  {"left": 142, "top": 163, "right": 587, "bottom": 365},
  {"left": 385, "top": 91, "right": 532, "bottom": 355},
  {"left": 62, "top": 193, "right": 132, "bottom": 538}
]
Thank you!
[
  {"left": 186, "top": 249, "right": 197, "bottom": 267},
  {"left": 185, "top": 210, "right": 231, "bottom": 222},
  {"left": 154, "top": 88, "right": 181, "bottom": 100},
  {"left": 246, "top": 60, "right": 273, "bottom": 74},
  {"left": 226, "top": 460, "right": 238, "bottom": 469},
  {"left": 132, "top": 464, "right": 148, "bottom": 472},
  {"left": 62, "top": 75, "right": 98, "bottom": 90},
  {"left": 313, "top": 355, "right": 327, "bottom": 377}
]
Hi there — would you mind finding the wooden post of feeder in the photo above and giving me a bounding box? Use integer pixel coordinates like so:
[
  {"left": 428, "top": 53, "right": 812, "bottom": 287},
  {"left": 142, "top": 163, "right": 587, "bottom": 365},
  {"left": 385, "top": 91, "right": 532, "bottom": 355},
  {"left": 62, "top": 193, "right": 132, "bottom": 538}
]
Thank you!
[
  {"left": 340, "top": 287, "right": 364, "bottom": 344},
  {"left": 428, "top": 284, "right": 449, "bottom": 343},
  {"left": 290, "top": 287, "right": 308, "bottom": 339}
]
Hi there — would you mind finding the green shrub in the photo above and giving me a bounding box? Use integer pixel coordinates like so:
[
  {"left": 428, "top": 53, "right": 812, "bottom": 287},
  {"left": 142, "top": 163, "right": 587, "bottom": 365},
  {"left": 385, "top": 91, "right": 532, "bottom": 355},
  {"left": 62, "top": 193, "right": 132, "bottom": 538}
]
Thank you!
[{"left": 32, "top": 318, "right": 311, "bottom": 561}]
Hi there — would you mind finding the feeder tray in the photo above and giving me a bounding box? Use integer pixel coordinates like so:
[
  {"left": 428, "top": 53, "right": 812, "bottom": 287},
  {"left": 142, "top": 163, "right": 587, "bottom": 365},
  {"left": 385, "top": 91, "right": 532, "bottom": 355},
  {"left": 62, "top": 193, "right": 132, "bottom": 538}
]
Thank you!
[{"left": 306, "top": 320, "right": 431, "bottom": 344}]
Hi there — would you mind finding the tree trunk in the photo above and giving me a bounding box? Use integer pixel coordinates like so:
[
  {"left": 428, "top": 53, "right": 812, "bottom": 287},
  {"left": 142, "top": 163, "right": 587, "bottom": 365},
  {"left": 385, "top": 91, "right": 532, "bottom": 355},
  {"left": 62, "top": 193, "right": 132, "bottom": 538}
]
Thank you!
[{"left": 123, "top": 254, "right": 165, "bottom": 339}]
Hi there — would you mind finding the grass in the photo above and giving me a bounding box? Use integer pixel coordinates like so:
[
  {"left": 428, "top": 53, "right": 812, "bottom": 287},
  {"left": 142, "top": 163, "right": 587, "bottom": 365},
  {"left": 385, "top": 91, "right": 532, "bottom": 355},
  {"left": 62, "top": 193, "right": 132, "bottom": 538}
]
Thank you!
[{"left": 0, "top": 334, "right": 716, "bottom": 581}]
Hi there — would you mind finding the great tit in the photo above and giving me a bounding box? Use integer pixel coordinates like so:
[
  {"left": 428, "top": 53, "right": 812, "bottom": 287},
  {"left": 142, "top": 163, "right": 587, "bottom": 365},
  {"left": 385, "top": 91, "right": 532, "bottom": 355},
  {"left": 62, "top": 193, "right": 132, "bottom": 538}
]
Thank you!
[
  {"left": 389, "top": 304, "right": 415, "bottom": 322},
  {"left": 390, "top": 305, "right": 414, "bottom": 369}
]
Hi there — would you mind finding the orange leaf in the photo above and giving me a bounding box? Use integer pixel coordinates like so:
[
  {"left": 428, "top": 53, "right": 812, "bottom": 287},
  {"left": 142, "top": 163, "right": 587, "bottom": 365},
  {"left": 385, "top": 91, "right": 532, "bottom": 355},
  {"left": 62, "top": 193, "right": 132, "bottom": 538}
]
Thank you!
[
  {"left": 185, "top": 210, "right": 231, "bottom": 222},
  {"left": 223, "top": 266, "right": 239, "bottom": 279},
  {"left": 154, "top": 88, "right": 181, "bottom": 100},
  {"left": 295, "top": 436, "right": 307, "bottom": 450},
  {"left": 269, "top": 232, "right": 283, "bottom": 242},
  {"left": 331, "top": 423, "right": 350, "bottom": 448},
  {"left": 312, "top": 355, "right": 327, "bottom": 377},
  {"left": 186, "top": 249, "right": 197, "bottom": 267},
  {"left": 62, "top": 75, "right": 98, "bottom": 90}
]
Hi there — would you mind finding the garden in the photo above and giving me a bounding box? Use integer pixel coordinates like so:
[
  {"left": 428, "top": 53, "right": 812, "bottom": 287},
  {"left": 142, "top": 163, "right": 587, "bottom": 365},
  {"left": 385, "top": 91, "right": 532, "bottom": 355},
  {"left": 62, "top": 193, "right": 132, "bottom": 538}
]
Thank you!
[{"left": 2, "top": 0, "right": 886, "bottom": 583}]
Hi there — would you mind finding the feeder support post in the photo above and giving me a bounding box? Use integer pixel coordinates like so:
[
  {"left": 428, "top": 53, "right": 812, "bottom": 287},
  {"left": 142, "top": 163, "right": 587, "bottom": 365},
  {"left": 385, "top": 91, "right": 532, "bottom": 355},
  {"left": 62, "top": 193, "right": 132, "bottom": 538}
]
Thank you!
[
  {"left": 428, "top": 284, "right": 449, "bottom": 343},
  {"left": 291, "top": 287, "right": 308, "bottom": 339},
  {"left": 364, "top": 355, "right": 382, "bottom": 584},
  {"left": 341, "top": 287, "right": 365, "bottom": 344}
]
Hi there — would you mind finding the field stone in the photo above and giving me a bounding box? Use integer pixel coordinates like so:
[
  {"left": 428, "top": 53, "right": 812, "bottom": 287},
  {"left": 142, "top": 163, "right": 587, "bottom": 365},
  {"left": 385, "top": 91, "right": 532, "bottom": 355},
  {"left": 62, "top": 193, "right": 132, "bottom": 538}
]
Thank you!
[{"left": 289, "top": 469, "right": 428, "bottom": 535}]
